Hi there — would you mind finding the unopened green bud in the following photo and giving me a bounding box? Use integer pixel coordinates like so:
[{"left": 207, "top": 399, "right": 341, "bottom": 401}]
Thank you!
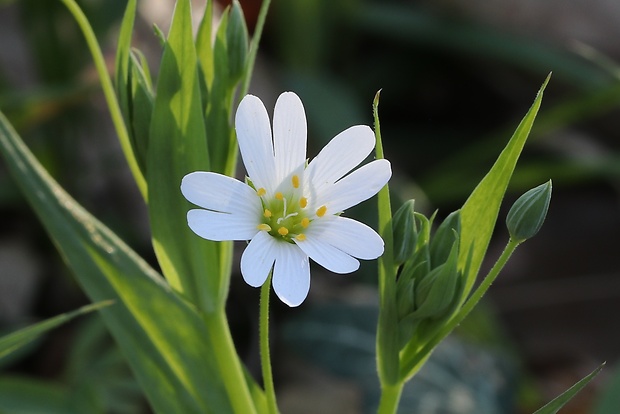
[
  {"left": 412, "top": 237, "right": 459, "bottom": 320},
  {"left": 506, "top": 180, "right": 552, "bottom": 242},
  {"left": 226, "top": 0, "right": 249, "bottom": 85},
  {"left": 392, "top": 200, "right": 417, "bottom": 266},
  {"left": 429, "top": 210, "right": 460, "bottom": 269}
]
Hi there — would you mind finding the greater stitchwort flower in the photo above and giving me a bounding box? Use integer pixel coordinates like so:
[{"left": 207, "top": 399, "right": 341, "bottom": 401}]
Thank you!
[{"left": 181, "top": 92, "right": 391, "bottom": 306}]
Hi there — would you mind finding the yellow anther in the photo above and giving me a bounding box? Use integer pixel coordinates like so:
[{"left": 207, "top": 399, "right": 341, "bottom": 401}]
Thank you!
[
  {"left": 278, "top": 227, "right": 289, "bottom": 236},
  {"left": 275, "top": 192, "right": 284, "bottom": 200},
  {"left": 316, "top": 205, "right": 327, "bottom": 217},
  {"left": 301, "top": 217, "right": 310, "bottom": 228},
  {"left": 256, "top": 188, "right": 266, "bottom": 197},
  {"left": 292, "top": 175, "right": 300, "bottom": 188},
  {"left": 299, "top": 197, "right": 308, "bottom": 208},
  {"left": 296, "top": 234, "right": 306, "bottom": 241},
  {"left": 257, "top": 223, "right": 271, "bottom": 231},
  {"left": 263, "top": 209, "right": 272, "bottom": 218}
]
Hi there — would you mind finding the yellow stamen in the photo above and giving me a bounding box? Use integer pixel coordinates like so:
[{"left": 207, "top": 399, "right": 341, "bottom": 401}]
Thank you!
[
  {"left": 256, "top": 188, "right": 266, "bottom": 197},
  {"left": 275, "top": 192, "right": 283, "bottom": 200},
  {"left": 278, "top": 227, "right": 289, "bottom": 236},
  {"left": 301, "top": 217, "right": 310, "bottom": 228},
  {"left": 292, "top": 175, "right": 300, "bottom": 188},
  {"left": 299, "top": 197, "right": 308, "bottom": 208},
  {"left": 296, "top": 234, "right": 306, "bottom": 241},
  {"left": 263, "top": 209, "right": 272, "bottom": 218},
  {"left": 316, "top": 205, "right": 327, "bottom": 217},
  {"left": 257, "top": 223, "right": 271, "bottom": 231}
]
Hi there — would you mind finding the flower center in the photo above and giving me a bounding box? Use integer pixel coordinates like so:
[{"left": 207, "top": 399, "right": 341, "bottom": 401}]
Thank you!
[{"left": 254, "top": 174, "right": 325, "bottom": 243}]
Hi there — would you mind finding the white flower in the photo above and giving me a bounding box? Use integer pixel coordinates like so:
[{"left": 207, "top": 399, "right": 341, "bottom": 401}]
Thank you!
[{"left": 181, "top": 92, "right": 392, "bottom": 306}]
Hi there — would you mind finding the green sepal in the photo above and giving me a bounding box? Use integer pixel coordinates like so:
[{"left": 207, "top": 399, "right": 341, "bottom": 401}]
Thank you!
[
  {"left": 392, "top": 200, "right": 417, "bottom": 266},
  {"left": 429, "top": 210, "right": 461, "bottom": 268},
  {"left": 412, "top": 233, "right": 459, "bottom": 320},
  {"left": 506, "top": 180, "right": 552, "bottom": 242}
]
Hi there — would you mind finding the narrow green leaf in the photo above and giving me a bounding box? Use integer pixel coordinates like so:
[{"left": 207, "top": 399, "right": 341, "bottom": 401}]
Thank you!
[
  {"left": 0, "top": 301, "right": 112, "bottom": 359},
  {"left": 148, "top": 0, "right": 225, "bottom": 311},
  {"left": 127, "top": 51, "right": 154, "bottom": 174},
  {"left": 533, "top": 363, "right": 604, "bottom": 414},
  {"left": 459, "top": 74, "right": 550, "bottom": 298},
  {"left": 373, "top": 90, "right": 400, "bottom": 386},
  {"left": 0, "top": 112, "right": 233, "bottom": 413},
  {"left": 114, "top": 0, "right": 136, "bottom": 126},
  {"left": 196, "top": 0, "right": 215, "bottom": 91},
  {"left": 60, "top": 0, "right": 147, "bottom": 200},
  {"left": 0, "top": 376, "right": 74, "bottom": 414}
]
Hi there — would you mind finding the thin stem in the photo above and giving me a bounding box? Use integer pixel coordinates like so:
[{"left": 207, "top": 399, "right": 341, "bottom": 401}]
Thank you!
[
  {"left": 205, "top": 311, "right": 258, "bottom": 414},
  {"left": 240, "top": 0, "right": 272, "bottom": 97},
  {"left": 260, "top": 274, "right": 279, "bottom": 414},
  {"left": 377, "top": 382, "right": 404, "bottom": 414},
  {"left": 400, "top": 238, "right": 521, "bottom": 379},
  {"left": 59, "top": 0, "right": 147, "bottom": 201}
]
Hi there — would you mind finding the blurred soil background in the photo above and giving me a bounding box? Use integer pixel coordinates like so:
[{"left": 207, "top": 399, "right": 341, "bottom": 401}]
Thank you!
[{"left": 1, "top": 0, "right": 620, "bottom": 412}]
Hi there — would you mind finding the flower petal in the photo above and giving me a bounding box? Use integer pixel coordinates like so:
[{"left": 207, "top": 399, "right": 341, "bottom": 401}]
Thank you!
[
  {"left": 240, "top": 231, "right": 278, "bottom": 287},
  {"left": 187, "top": 209, "right": 258, "bottom": 241},
  {"left": 306, "top": 216, "right": 384, "bottom": 260},
  {"left": 235, "top": 95, "right": 276, "bottom": 193},
  {"left": 272, "top": 243, "right": 310, "bottom": 307},
  {"left": 305, "top": 125, "right": 375, "bottom": 198},
  {"left": 181, "top": 171, "right": 260, "bottom": 215},
  {"left": 318, "top": 159, "right": 391, "bottom": 214},
  {"left": 294, "top": 234, "right": 360, "bottom": 274},
  {"left": 273, "top": 92, "right": 307, "bottom": 183}
]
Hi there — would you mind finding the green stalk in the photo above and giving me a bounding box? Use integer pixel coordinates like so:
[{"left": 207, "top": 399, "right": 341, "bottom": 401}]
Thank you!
[
  {"left": 260, "top": 274, "right": 279, "bottom": 414},
  {"left": 240, "top": 0, "right": 272, "bottom": 97},
  {"left": 400, "top": 238, "right": 521, "bottom": 379},
  {"left": 377, "top": 382, "right": 404, "bottom": 414},
  {"left": 204, "top": 311, "right": 258, "bottom": 414},
  {"left": 59, "top": 0, "right": 147, "bottom": 201}
]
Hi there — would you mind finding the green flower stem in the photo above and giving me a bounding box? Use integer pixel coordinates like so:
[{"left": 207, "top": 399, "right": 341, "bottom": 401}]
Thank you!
[
  {"left": 205, "top": 311, "right": 258, "bottom": 414},
  {"left": 240, "top": 0, "right": 272, "bottom": 97},
  {"left": 400, "top": 238, "right": 521, "bottom": 380},
  {"left": 260, "top": 273, "right": 279, "bottom": 414},
  {"left": 377, "top": 382, "right": 405, "bottom": 414},
  {"left": 59, "top": 0, "right": 147, "bottom": 201}
]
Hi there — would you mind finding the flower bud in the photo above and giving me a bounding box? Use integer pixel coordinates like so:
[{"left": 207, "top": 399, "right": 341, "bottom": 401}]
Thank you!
[
  {"left": 429, "top": 210, "right": 460, "bottom": 269},
  {"left": 392, "top": 200, "right": 417, "bottom": 266},
  {"left": 506, "top": 180, "right": 552, "bottom": 242},
  {"left": 226, "top": 0, "right": 249, "bottom": 85}
]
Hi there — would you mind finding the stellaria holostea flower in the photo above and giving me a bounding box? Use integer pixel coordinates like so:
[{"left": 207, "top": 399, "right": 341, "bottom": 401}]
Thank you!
[{"left": 181, "top": 92, "right": 391, "bottom": 306}]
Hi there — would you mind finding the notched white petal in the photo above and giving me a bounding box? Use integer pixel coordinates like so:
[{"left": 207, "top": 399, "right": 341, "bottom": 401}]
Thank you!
[
  {"left": 273, "top": 92, "right": 307, "bottom": 183},
  {"left": 305, "top": 125, "right": 375, "bottom": 197},
  {"left": 272, "top": 243, "right": 310, "bottom": 307},
  {"left": 295, "top": 234, "right": 360, "bottom": 274},
  {"left": 181, "top": 171, "right": 260, "bottom": 215},
  {"left": 319, "top": 159, "right": 392, "bottom": 213},
  {"left": 235, "top": 95, "right": 276, "bottom": 192},
  {"left": 187, "top": 209, "right": 258, "bottom": 241},
  {"left": 308, "top": 216, "right": 384, "bottom": 260},
  {"left": 241, "top": 231, "right": 277, "bottom": 287}
]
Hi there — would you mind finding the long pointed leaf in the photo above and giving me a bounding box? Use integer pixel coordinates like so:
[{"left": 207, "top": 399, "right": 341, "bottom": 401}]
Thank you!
[
  {"left": 0, "top": 301, "right": 111, "bottom": 359},
  {"left": 0, "top": 112, "right": 233, "bottom": 413},
  {"left": 533, "top": 363, "right": 604, "bottom": 414},
  {"left": 459, "top": 75, "right": 550, "bottom": 298},
  {"left": 148, "top": 0, "right": 226, "bottom": 312}
]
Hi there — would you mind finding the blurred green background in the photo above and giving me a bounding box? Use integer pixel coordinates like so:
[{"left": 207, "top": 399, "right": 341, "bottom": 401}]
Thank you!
[{"left": 1, "top": 0, "right": 620, "bottom": 412}]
